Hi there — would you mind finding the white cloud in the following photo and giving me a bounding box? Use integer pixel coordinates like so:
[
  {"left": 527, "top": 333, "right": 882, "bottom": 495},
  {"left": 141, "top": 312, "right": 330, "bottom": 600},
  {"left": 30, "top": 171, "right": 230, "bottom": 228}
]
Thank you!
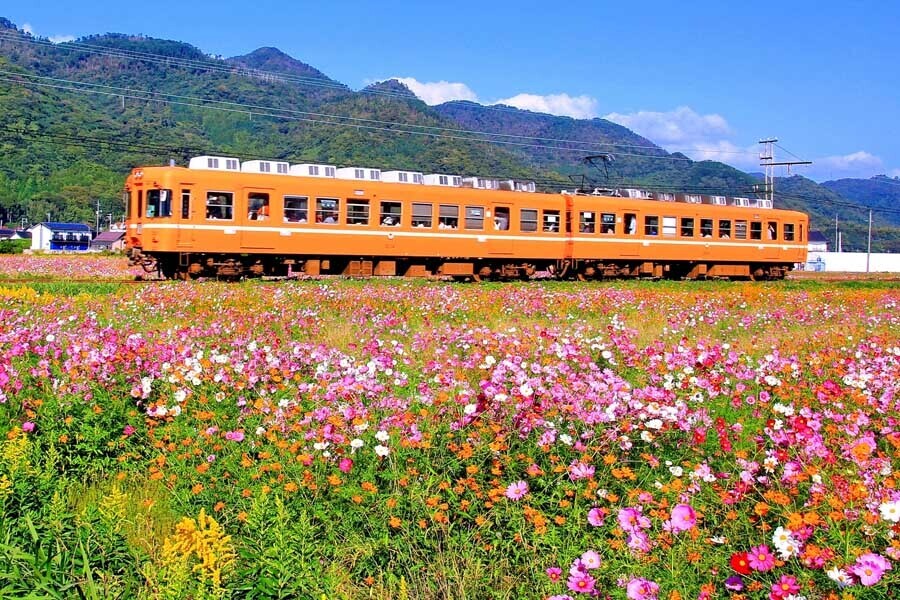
[
  {"left": 604, "top": 106, "right": 762, "bottom": 169},
  {"left": 604, "top": 106, "right": 732, "bottom": 146},
  {"left": 889, "top": 168, "right": 900, "bottom": 178},
  {"left": 19, "top": 23, "right": 74, "bottom": 44},
  {"left": 492, "top": 93, "right": 598, "bottom": 119},
  {"left": 805, "top": 151, "right": 887, "bottom": 181},
  {"left": 385, "top": 76, "right": 599, "bottom": 119},
  {"left": 391, "top": 77, "right": 479, "bottom": 105}
]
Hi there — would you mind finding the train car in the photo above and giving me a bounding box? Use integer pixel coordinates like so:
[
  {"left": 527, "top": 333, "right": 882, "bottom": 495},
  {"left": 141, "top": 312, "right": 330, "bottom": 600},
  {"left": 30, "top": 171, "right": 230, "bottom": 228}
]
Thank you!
[{"left": 124, "top": 157, "right": 808, "bottom": 280}]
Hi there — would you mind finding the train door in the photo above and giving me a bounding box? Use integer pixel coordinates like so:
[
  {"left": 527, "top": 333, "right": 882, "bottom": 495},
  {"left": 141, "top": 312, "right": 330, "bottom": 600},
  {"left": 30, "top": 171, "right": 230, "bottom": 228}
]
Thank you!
[
  {"left": 241, "top": 188, "right": 274, "bottom": 249},
  {"left": 488, "top": 204, "right": 513, "bottom": 255},
  {"left": 621, "top": 210, "right": 640, "bottom": 257},
  {"left": 176, "top": 187, "right": 195, "bottom": 249}
]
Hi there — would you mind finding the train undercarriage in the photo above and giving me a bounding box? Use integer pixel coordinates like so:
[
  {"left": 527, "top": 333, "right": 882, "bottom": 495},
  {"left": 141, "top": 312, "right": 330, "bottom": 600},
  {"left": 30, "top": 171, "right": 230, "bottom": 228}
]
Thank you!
[{"left": 130, "top": 249, "right": 791, "bottom": 282}]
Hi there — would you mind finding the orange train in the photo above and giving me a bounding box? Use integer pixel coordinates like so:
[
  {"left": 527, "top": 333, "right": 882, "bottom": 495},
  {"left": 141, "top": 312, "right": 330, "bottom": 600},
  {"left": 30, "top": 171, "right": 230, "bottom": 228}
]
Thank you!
[{"left": 124, "top": 157, "right": 808, "bottom": 280}]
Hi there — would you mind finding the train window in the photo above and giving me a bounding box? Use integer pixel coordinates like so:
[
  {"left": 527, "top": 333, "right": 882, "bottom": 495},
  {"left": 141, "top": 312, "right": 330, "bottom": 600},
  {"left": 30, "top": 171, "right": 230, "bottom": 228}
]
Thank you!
[
  {"left": 662, "top": 216, "right": 677, "bottom": 236},
  {"left": 493, "top": 207, "right": 510, "bottom": 231},
  {"left": 316, "top": 197, "right": 339, "bottom": 223},
  {"left": 579, "top": 211, "right": 596, "bottom": 233},
  {"left": 146, "top": 189, "right": 172, "bottom": 218},
  {"left": 601, "top": 213, "right": 616, "bottom": 234},
  {"left": 137, "top": 190, "right": 143, "bottom": 219},
  {"left": 124, "top": 191, "right": 131, "bottom": 219},
  {"left": 750, "top": 221, "right": 762, "bottom": 240},
  {"left": 248, "top": 193, "right": 270, "bottom": 221},
  {"left": 644, "top": 216, "right": 659, "bottom": 236},
  {"left": 284, "top": 196, "right": 308, "bottom": 222},
  {"left": 767, "top": 221, "right": 778, "bottom": 240},
  {"left": 439, "top": 205, "right": 459, "bottom": 229},
  {"left": 624, "top": 213, "right": 637, "bottom": 235},
  {"left": 205, "top": 192, "right": 233, "bottom": 220},
  {"left": 465, "top": 206, "right": 485, "bottom": 230},
  {"left": 735, "top": 220, "right": 748, "bottom": 239},
  {"left": 784, "top": 223, "right": 795, "bottom": 241},
  {"left": 412, "top": 203, "right": 433, "bottom": 228},
  {"left": 347, "top": 200, "right": 369, "bottom": 225},
  {"left": 181, "top": 190, "right": 190, "bottom": 219},
  {"left": 718, "top": 220, "right": 731, "bottom": 239},
  {"left": 520, "top": 209, "right": 538, "bottom": 232},
  {"left": 380, "top": 201, "right": 402, "bottom": 226},
  {"left": 700, "top": 219, "right": 713, "bottom": 238},
  {"left": 680, "top": 218, "right": 694, "bottom": 237},
  {"left": 543, "top": 210, "right": 560, "bottom": 233}
]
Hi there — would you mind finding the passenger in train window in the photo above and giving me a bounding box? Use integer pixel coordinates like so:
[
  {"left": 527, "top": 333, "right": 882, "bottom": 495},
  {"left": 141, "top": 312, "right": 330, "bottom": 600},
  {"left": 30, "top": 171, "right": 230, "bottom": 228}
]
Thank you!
[
  {"left": 324, "top": 213, "right": 337, "bottom": 224},
  {"left": 382, "top": 216, "right": 396, "bottom": 226},
  {"left": 494, "top": 214, "right": 509, "bottom": 230}
]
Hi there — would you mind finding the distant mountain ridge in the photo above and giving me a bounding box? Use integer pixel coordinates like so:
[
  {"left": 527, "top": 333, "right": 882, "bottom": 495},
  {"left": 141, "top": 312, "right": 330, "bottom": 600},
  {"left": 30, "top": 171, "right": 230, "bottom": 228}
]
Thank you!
[{"left": 0, "top": 17, "right": 896, "bottom": 250}]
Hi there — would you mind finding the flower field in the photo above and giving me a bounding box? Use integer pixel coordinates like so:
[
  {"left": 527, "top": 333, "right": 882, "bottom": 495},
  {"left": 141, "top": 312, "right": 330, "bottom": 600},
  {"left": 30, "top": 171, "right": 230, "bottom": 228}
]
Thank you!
[{"left": 1, "top": 263, "right": 899, "bottom": 599}]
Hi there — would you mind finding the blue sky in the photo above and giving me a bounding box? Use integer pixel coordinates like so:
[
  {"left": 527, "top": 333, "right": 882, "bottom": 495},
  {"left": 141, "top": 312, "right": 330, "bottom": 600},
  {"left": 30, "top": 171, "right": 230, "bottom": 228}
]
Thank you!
[{"left": 7, "top": 1, "right": 899, "bottom": 181}]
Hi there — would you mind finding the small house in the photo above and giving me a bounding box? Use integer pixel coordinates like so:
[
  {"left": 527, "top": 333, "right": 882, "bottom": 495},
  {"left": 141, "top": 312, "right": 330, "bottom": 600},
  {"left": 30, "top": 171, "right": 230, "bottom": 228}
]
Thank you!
[
  {"left": 91, "top": 230, "right": 126, "bottom": 252},
  {"left": 29, "top": 222, "right": 92, "bottom": 252}
]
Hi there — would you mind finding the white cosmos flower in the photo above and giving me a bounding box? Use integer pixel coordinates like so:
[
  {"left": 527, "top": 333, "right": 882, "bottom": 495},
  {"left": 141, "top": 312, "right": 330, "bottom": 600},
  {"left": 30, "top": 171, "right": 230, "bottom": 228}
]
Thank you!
[
  {"left": 374, "top": 444, "right": 390, "bottom": 457},
  {"left": 375, "top": 430, "right": 390, "bottom": 442},
  {"left": 880, "top": 500, "right": 900, "bottom": 522}
]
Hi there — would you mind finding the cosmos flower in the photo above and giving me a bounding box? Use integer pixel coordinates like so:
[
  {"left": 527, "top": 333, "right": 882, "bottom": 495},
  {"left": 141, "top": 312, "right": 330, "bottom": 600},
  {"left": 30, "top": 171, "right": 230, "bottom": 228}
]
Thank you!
[
  {"left": 625, "top": 577, "right": 659, "bottom": 600},
  {"left": 505, "top": 480, "right": 528, "bottom": 500},
  {"left": 669, "top": 503, "right": 697, "bottom": 532},
  {"left": 747, "top": 545, "right": 776, "bottom": 572}
]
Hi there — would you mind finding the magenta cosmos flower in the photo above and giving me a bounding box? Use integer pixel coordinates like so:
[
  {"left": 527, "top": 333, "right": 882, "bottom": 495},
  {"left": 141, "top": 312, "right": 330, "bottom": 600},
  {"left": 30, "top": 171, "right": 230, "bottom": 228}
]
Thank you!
[
  {"left": 769, "top": 574, "right": 800, "bottom": 599},
  {"left": 669, "top": 503, "right": 697, "bottom": 532},
  {"left": 747, "top": 545, "right": 776, "bottom": 571},
  {"left": 567, "top": 571, "right": 596, "bottom": 595},
  {"left": 850, "top": 552, "right": 892, "bottom": 586},
  {"left": 505, "top": 480, "right": 528, "bottom": 500},
  {"left": 587, "top": 507, "right": 607, "bottom": 527},
  {"left": 625, "top": 577, "right": 659, "bottom": 600},
  {"left": 618, "top": 506, "right": 650, "bottom": 533}
]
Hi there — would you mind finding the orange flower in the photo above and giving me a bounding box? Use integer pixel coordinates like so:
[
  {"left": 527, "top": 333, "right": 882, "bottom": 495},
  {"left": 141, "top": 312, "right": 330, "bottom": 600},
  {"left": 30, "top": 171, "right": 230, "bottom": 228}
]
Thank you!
[{"left": 389, "top": 516, "right": 402, "bottom": 529}]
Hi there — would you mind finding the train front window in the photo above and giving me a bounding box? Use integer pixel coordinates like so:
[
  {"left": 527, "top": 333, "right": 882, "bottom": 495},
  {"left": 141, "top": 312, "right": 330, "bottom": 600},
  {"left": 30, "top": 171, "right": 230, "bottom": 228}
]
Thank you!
[
  {"left": 579, "top": 211, "right": 595, "bottom": 233},
  {"left": 784, "top": 223, "right": 795, "bottom": 241},
  {"left": 146, "top": 189, "right": 172, "bottom": 218},
  {"left": 347, "top": 200, "right": 369, "bottom": 225},
  {"left": 316, "top": 197, "right": 339, "bottom": 223},
  {"left": 520, "top": 209, "right": 538, "bottom": 232},
  {"left": 205, "top": 192, "right": 234, "bottom": 220},
  {"left": 380, "top": 201, "right": 402, "bottom": 226},
  {"left": 284, "top": 196, "right": 308, "bottom": 222},
  {"left": 680, "top": 217, "right": 694, "bottom": 237},
  {"left": 542, "top": 210, "right": 560, "bottom": 232},
  {"left": 248, "top": 193, "right": 270, "bottom": 220},
  {"left": 465, "top": 206, "right": 484, "bottom": 230},
  {"left": 412, "top": 203, "right": 433, "bottom": 228}
]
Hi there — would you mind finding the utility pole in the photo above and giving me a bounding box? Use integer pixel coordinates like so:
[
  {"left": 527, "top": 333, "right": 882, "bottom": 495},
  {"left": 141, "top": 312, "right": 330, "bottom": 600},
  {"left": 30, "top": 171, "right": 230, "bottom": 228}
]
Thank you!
[
  {"left": 95, "top": 199, "right": 101, "bottom": 234},
  {"left": 758, "top": 138, "right": 813, "bottom": 204},
  {"left": 866, "top": 209, "right": 873, "bottom": 273},
  {"left": 835, "top": 214, "right": 839, "bottom": 253}
]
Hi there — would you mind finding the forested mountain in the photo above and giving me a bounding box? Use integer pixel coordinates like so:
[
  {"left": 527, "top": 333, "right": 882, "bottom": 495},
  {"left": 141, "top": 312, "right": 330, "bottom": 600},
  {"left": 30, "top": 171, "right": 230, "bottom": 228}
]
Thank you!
[{"left": 0, "top": 17, "right": 895, "bottom": 250}]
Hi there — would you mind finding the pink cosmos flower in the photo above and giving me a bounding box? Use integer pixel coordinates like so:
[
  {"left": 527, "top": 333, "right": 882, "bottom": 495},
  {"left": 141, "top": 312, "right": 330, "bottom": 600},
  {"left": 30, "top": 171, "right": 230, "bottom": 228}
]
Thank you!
[
  {"left": 546, "top": 566, "right": 562, "bottom": 581},
  {"left": 22, "top": 421, "right": 35, "bottom": 433},
  {"left": 547, "top": 596, "right": 575, "bottom": 600},
  {"left": 587, "top": 507, "right": 607, "bottom": 527},
  {"left": 669, "top": 503, "right": 697, "bottom": 532},
  {"left": 568, "top": 460, "right": 595, "bottom": 481},
  {"left": 224, "top": 430, "right": 245, "bottom": 442},
  {"left": 580, "top": 550, "right": 601, "bottom": 569},
  {"left": 567, "top": 571, "right": 596, "bottom": 595},
  {"left": 625, "top": 577, "right": 660, "bottom": 600},
  {"left": 850, "top": 552, "right": 891, "bottom": 586},
  {"left": 747, "top": 545, "right": 776, "bottom": 572},
  {"left": 338, "top": 458, "right": 353, "bottom": 473},
  {"left": 505, "top": 480, "right": 528, "bottom": 500},
  {"left": 769, "top": 574, "right": 800, "bottom": 599},
  {"left": 123, "top": 424, "right": 136, "bottom": 436},
  {"left": 618, "top": 506, "right": 650, "bottom": 533}
]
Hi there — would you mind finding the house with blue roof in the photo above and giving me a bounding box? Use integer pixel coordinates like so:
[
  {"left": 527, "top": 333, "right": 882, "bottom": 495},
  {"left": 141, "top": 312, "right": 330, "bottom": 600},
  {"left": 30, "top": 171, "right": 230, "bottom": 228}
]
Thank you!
[{"left": 29, "top": 222, "right": 93, "bottom": 251}]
